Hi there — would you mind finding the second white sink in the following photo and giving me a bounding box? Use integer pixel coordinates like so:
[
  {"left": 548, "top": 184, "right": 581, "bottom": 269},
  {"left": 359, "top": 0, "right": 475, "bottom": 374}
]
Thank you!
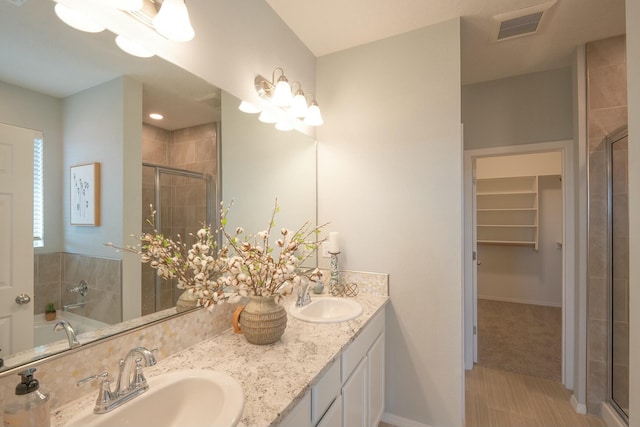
[
  {"left": 289, "top": 297, "right": 363, "bottom": 323},
  {"left": 66, "top": 369, "right": 244, "bottom": 427}
]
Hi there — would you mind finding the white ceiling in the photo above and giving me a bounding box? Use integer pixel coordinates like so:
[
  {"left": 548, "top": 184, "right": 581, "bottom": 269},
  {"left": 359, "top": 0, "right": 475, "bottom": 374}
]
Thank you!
[{"left": 265, "top": 0, "right": 626, "bottom": 84}]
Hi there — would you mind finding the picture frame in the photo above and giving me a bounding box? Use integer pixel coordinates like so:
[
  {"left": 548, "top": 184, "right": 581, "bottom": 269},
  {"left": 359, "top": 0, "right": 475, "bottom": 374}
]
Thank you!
[{"left": 70, "top": 162, "right": 101, "bottom": 226}]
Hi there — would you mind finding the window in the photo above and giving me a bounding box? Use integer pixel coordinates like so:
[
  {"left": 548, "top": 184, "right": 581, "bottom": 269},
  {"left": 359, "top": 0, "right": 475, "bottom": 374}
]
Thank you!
[{"left": 33, "top": 137, "right": 43, "bottom": 247}]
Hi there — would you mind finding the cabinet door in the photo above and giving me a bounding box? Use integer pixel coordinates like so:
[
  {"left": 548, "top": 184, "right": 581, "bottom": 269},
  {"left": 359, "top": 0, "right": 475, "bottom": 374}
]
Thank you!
[
  {"left": 279, "top": 392, "right": 312, "bottom": 427},
  {"left": 342, "top": 357, "right": 367, "bottom": 427},
  {"left": 368, "top": 332, "right": 385, "bottom": 427},
  {"left": 316, "top": 395, "right": 342, "bottom": 427}
]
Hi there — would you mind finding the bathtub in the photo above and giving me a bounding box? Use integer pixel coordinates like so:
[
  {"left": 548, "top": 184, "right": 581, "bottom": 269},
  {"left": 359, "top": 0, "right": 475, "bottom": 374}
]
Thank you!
[{"left": 34, "top": 311, "right": 109, "bottom": 347}]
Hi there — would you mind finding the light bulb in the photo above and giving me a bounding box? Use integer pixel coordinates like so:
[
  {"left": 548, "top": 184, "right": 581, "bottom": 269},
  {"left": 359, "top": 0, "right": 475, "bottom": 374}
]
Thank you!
[
  {"left": 303, "top": 101, "right": 324, "bottom": 126},
  {"left": 54, "top": 3, "right": 105, "bottom": 33},
  {"left": 115, "top": 35, "right": 154, "bottom": 58},
  {"left": 271, "top": 77, "right": 293, "bottom": 107},
  {"left": 153, "top": 0, "right": 195, "bottom": 42},
  {"left": 258, "top": 111, "right": 277, "bottom": 124},
  {"left": 290, "top": 92, "right": 308, "bottom": 118},
  {"left": 275, "top": 119, "right": 294, "bottom": 131},
  {"left": 239, "top": 101, "right": 261, "bottom": 114}
]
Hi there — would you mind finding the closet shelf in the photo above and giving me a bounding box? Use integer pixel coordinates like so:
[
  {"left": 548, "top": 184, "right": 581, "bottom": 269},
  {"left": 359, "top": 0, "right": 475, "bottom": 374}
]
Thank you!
[{"left": 476, "top": 175, "right": 539, "bottom": 251}]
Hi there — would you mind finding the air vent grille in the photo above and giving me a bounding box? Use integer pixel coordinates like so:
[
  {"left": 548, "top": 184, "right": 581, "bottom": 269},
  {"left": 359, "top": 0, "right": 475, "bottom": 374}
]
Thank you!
[
  {"left": 493, "top": 0, "right": 556, "bottom": 42},
  {"left": 497, "top": 12, "right": 544, "bottom": 40}
]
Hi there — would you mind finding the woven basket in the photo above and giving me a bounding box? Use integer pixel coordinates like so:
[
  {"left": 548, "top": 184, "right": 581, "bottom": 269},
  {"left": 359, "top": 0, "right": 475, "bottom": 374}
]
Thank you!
[{"left": 239, "top": 295, "right": 287, "bottom": 345}]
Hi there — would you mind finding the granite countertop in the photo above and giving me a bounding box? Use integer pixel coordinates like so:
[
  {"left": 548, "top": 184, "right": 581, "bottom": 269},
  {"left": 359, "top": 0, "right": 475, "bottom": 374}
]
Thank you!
[{"left": 52, "top": 293, "right": 389, "bottom": 427}]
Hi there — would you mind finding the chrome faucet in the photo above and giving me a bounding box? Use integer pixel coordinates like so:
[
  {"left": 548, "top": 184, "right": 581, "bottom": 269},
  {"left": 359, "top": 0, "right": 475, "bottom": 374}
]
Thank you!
[
  {"left": 78, "top": 346, "right": 157, "bottom": 414},
  {"left": 114, "top": 347, "right": 157, "bottom": 396},
  {"left": 53, "top": 320, "right": 80, "bottom": 348},
  {"left": 296, "top": 279, "right": 311, "bottom": 307}
]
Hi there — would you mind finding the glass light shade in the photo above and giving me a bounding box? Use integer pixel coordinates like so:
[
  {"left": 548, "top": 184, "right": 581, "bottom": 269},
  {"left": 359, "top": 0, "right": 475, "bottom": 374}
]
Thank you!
[
  {"left": 113, "top": 0, "right": 143, "bottom": 10},
  {"left": 258, "top": 111, "right": 277, "bottom": 124},
  {"left": 54, "top": 3, "right": 106, "bottom": 33},
  {"left": 153, "top": 0, "right": 195, "bottom": 42},
  {"left": 238, "top": 101, "right": 261, "bottom": 114},
  {"left": 115, "top": 35, "right": 154, "bottom": 58},
  {"left": 271, "top": 78, "right": 293, "bottom": 107},
  {"left": 275, "top": 119, "right": 294, "bottom": 131},
  {"left": 290, "top": 93, "right": 308, "bottom": 118},
  {"left": 303, "top": 102, "right": 324, "bottom": 126}
]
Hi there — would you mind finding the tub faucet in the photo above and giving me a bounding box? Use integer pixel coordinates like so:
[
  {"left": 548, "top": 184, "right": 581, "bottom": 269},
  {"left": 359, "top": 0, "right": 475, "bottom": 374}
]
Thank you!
[
  {"left": 53, "top": 320, "right": 80, "bottom": 349},
  {"left": 296, "top": 280, "right": 311, "bottom": 307}
]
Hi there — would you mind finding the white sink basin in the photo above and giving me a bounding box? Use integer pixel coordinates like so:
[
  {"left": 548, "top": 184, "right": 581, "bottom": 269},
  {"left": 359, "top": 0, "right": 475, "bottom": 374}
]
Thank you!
[
  {"left": 66, "top": 370, "right": 244, "bottom": 427},
  {"left": 289, "top": 297, "right": 363, "bottom": 323}
]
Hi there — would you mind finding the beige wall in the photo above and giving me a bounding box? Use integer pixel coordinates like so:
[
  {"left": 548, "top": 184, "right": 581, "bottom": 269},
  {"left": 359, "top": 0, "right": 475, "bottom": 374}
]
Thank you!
[
  {"left": 317, "top": 19, "right": 462, "bottom": 426},
  {"left": 586, "top": 35, "right": 627, "bottom": 415}
]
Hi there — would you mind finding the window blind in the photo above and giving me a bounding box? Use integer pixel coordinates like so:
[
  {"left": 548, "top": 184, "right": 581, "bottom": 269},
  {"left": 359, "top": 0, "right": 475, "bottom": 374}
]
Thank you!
[{"left": 33, "top": 137, "right": 44, "bottom": 247}]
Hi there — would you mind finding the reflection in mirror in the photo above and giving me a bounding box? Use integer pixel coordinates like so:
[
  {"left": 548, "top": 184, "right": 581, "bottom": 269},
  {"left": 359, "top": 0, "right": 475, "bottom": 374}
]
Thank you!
[
  {"left": 607, "top": 127, "right": 629, "bottom": 421},
  {"left": 0, "top": 1, "right": 316, "bottom": 373}
]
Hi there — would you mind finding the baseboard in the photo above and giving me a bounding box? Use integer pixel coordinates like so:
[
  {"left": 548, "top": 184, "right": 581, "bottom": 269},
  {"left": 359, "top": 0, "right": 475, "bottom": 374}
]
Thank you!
[
  {"left": 601, "top": 402, "right": 627, "bottom": 427},
  {"left": 569, "top": 394, "right": 587, "bottom": 414},
  {"left": 381, "top": 412, "right": 431, "bottom": 427},
  {"left": 478, "top": 296, "right": 562, "bottom": 308}
]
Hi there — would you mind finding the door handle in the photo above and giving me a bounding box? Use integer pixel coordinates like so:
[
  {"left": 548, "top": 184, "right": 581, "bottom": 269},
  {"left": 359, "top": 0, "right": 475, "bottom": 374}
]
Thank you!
[
  {"left": 15, "top": 293, "right": 31, "bottom": 305},
  {"left": 477, "top": 261, "right": 482, "bottom": 266}
]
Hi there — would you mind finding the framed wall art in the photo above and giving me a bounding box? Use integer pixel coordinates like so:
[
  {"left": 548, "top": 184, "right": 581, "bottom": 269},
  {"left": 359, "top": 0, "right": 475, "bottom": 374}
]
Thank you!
[{"left": 70, "top": 162, "right": 101, "bottom": 226}]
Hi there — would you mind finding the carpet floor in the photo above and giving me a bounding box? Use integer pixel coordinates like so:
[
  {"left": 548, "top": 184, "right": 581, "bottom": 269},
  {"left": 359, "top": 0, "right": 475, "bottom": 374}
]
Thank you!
[{"left": 477, "top": 299, "right": 562, "bottom": 381}]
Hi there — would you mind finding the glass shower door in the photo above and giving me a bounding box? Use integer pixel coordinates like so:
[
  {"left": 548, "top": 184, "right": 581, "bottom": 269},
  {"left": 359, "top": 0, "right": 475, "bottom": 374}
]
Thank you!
[
  {"left": 141, "top": 164, "right": 213, "bottom": 315},
  {"left": 607, "top": 127, "right": 629, "bottom": 421}
]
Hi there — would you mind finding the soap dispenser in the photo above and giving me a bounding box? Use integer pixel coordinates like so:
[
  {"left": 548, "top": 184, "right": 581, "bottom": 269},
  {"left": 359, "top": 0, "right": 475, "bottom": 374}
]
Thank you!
[{"left": 3, "top": 368, "right": 50, "bottom": 427}]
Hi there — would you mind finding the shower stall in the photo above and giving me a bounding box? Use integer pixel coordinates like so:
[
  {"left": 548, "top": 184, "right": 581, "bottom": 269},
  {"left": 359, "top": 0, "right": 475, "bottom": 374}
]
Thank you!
[
  {"left": 141, "top": 163, "right": 215, "bottom": 315},
  {"left": 606, "top": 126, "right": 629, "bottom": 423}
]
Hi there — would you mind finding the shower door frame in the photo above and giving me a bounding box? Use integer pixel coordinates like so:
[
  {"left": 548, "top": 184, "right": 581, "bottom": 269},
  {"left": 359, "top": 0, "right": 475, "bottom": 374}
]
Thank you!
[
  {"left": 142, "top": 162, "right": 215, "bottom": 312},
  {"left": 605, "top": 126, "right": 629, "bottom": 424}
]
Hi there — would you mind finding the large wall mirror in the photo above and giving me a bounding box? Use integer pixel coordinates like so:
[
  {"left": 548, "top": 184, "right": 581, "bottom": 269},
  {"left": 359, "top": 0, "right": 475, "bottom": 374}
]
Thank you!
[{"left": 0, "top": 1, "right": 316, "bottom": 372}]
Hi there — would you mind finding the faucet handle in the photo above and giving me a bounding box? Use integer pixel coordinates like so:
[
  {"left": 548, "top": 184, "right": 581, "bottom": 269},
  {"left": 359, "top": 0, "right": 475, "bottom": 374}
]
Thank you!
[
  {"left": 78, "top": 371, "right": 114, "bottom": 413},
  {"left": 131, "top": 357, "right": 149, "bottom": 391}
]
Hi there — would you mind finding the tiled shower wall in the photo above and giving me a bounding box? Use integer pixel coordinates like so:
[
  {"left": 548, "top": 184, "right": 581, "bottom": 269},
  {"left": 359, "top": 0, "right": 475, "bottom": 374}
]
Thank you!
[
  {"left": 34, "top": 253, "right": 122, "bottom": 324},
  {"left": 141, "top": 122, "right": 218, "bottom": 315},
  {"left": 586, "top": 35, "right": 627, "bottom": 415}
]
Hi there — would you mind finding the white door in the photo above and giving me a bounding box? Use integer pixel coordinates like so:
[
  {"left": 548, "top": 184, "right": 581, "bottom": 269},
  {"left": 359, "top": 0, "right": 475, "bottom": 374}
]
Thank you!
[{"left": 0, "top": 123, "right": 38, "bottom": 360}]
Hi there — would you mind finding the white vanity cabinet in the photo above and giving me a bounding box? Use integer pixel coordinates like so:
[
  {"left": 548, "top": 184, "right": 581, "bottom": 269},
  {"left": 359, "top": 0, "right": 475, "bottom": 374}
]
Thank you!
[{"left": 279, "top": 308, "right": 386, "bottom": 427}]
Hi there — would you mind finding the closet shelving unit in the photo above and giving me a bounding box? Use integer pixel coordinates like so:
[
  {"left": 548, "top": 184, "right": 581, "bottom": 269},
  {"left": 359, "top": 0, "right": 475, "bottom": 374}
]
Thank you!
[{"left": 476, "top": 175, "right": 539, "bottom": 250}]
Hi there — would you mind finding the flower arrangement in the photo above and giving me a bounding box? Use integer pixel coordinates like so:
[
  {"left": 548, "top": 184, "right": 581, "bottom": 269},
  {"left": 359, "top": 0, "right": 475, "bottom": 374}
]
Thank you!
[
  {"left": 107, "top": 200, "right": 325, "bottom": 309},
  {"left": 106, "top": 208, "right": 236, "bottom": 310},
  {"left": 220, "top": 200, "right": 325, "bottom": 303}
]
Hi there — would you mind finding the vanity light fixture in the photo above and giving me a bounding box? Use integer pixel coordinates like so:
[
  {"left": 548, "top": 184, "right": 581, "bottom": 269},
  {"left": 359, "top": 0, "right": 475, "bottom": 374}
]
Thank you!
[
  {"left": 53, "top": 0, "right": 196, "bottom": 59},
  {"left": 252, "top": 67, "right": 324, "bottom": 130},
  {"left": 258, "top": 111, "right": 277, "bottom": 124},
  {"left": 238, "top": 101, "right": 261, "bottom": 114}
]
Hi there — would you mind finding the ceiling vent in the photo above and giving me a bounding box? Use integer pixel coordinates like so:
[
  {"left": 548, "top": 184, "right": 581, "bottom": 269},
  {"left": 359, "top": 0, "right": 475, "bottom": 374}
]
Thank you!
[{"left": 493, "top": 0, "right": 557, "bottom": 42}]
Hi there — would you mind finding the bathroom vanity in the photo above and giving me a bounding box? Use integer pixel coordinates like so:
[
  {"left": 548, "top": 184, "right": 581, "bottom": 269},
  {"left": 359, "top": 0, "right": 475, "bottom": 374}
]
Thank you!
[{"left": 51, "top": 293, "right": 388, "bottom": 427}]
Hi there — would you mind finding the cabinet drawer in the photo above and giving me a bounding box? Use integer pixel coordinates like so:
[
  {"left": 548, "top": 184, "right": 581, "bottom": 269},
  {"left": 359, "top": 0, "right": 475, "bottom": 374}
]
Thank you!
[
  {"left": 279, "top": 391, "right": 311, "bottom": 427},
  {"left": 312, "top": 358, "right": 341, "bottom": 425},
  {"left": 316, "top": 393, "right": 342, "bottom": 427},
  {"left": 341, "top": 309, "right": 384, "bottom": 382}
]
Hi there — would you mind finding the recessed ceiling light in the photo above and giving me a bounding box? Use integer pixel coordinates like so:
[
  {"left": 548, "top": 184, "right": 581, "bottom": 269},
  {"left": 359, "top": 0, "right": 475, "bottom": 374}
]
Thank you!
[{"left": 149, "top": 113, "right": 163, "bottom": 120}]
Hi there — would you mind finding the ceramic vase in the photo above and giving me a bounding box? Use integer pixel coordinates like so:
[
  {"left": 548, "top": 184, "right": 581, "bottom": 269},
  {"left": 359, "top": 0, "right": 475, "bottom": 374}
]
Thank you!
[
  {"left": 176, "top": 289, "right": 199, "bottom": 313},
  {"left": 235, "top": 295, "right": 287, "bottom": 345}
]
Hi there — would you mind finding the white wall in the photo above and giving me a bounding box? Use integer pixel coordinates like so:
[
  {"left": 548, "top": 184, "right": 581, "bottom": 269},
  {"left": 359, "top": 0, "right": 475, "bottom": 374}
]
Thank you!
[
  {"left": 462, "top": 67, "right": 573, "bottom": 150},
  {"left": 0, "top": 81, "right": 63, "bottom": 253},
  {"left": 626, "top": 0, "right": 640, "bottom": 423},
  {"left": 62, "top": 76, "right": 142, "bottom": 320},
  {"left": 317, "top": 19, "right": 463, "bottom": 427}
]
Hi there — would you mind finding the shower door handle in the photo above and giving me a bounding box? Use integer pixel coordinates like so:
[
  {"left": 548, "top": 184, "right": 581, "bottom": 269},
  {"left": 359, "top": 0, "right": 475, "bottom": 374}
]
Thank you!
[{"left": 15, "top": 293, "right": 31, "bottom": 305}]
